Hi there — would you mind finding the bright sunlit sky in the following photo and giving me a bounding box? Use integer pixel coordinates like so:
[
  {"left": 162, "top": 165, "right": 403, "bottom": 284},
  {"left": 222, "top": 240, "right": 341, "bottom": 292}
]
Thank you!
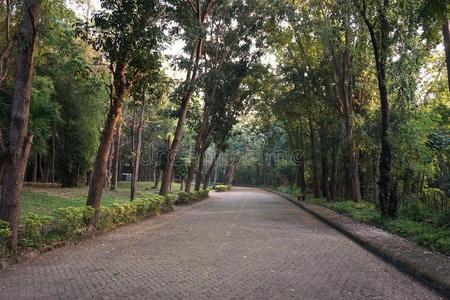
[{"left": 65, "top": 0, "right": 277, "bottom": 82}]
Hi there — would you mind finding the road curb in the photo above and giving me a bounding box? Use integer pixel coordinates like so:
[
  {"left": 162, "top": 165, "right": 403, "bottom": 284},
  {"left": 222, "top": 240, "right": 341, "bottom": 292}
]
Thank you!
[{"left": 265, "top": 188, "right": 450, "bottom": 299}]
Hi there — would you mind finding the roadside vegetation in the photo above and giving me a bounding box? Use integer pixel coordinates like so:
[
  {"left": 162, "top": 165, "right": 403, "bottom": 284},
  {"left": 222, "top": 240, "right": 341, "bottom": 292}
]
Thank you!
[
  {"left": 0, "top": 182, "right": 210, "bottom": 258},
  {"left": 275, "top": 186, "right": 450, "bottom": 256},
  {"left": 214, "top": 185, "right": 231, "bottom": 192}
]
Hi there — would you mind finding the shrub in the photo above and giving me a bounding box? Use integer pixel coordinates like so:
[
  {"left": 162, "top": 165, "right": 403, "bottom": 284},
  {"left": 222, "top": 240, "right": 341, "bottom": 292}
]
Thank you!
[
  {"left": 196, "top": 189, "right": 210, "bottom": 199},
  {"left": 436, "top": 209, "right": 450, "bottom": 228},
  {"left": 0, "top": 220, "right": 11, "bottom": 254},
  {"left": 109, "top": 203, "right": 137, "bottom": 225},
  {"left": 51, "top": 207, "right": 94, "bottom": 239},
  {"left": 399, "top": 200, "right": 434, "bottom": 223},
  {"left": 174, "top": 190, "right": 210, "bottom": 205},
  {"left": 19, "top": 213, "right": 53, "bottom": 247},
  {"left": 176, "top": 192, "right": 194, "bottom": 205},
  {"left": 215, "top": 185, "right": 231, "bottom": 192},
  {"left": 0, "top": 193, "right": 175, "bottom": 256}
]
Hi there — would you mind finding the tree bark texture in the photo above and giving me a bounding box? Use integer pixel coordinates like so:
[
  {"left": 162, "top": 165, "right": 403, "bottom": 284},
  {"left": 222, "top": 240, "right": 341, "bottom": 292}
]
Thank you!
[{"left": 0, "top": 0, "right": 41, "bottom": 252}]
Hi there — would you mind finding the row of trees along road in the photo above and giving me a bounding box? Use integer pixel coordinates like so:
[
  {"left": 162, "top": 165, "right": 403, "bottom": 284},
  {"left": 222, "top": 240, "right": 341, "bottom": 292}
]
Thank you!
[{"left": 0, "top": 0, "right": 449, "bottom": 251}]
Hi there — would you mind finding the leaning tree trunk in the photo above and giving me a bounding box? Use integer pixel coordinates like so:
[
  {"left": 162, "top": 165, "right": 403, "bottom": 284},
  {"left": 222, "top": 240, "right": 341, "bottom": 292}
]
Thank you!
[
  {"left": 0, "top": 0, "right": 41, "bottom": 252},
  {"left": 86, "top": 65, "right": 127, "bottom": 222},
  {"left": 160, "top": 38, "right": 203, "bottom": 196},
  {"left": 186, "top": 100, "right": 212, "bottom": 192},
  {"left": 130, "top": 100, "right": 145, "bottom": 201},
  {"left": 443, "top": 19, "right": 450, "bottom": 93}
]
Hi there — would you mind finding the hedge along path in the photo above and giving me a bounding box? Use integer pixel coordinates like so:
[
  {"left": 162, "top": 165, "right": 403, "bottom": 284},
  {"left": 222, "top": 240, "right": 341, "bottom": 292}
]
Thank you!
[
  {"left": 0, "top": 190, "right": 211, "bottom": 267},
  {"left": 214, "top": 185, "right": 231, "bottom": 192}
]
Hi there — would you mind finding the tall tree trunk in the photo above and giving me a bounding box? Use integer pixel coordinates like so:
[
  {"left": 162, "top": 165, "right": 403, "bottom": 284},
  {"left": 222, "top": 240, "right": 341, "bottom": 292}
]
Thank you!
[
  {"left": 160, "top": 38, "right": 203, "bottom": 196},
  {"left": 110, "top": 122, "right": 122, "bottom": 191},
  {"left": 329, "top": 146, "right": 338, "bottom": 201},
  {"left": 87, "top": 64, "right": 128, "bottom": 222},
  {"left": 185, "top": 157, "right": 197, "bottom": 193},
  {"left": 359, "top": 0, "right": 394, "bottom": 217},
  {"left": 194, "top": 149, "right": 206, "bottom": 191},
  {"left": 204, "top": 148, "right": 220, "bottom": 189},
  {"left": 376, "top": 7, "right": 394, "bottom": 218},
  {"left": 51, "top": 130, "right": 55, "bottom": 185},
  {"left": 296, "top": 158, "right": 306, "bottom": 200},
  {"left": 321, "top": 151, "right": 329, "bottom": 199},
  {"left": 153, "top": 169, "right": 161, "bottom": 189},
  {"left": 32, "top": 153, "right": 38, "bottom": 182},
  {"left": 330, "top": 10, "right": 362, "bottom": 202},
  {"left": 308, "top": 119, "right": 321, "bottom": 198},
  {"left": 443, "top": 19, "right": 450, "bottom": 93},
  {"left": 0, "top": 0, "right": 41, "bottom": 252},
  {"left": 131, "top": 100, "right": 145, "bottom": 201}
]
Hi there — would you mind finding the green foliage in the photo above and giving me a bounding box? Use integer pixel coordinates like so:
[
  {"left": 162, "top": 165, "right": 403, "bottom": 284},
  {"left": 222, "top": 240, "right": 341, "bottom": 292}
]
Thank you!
[
  {"left": 0, "top": 192, "right": 173, "bottom": 255},
  {"left": 306, "top": 197, "right": 450, "bottom": 255},
  {"left": 29, "top": 75, "right": 60, "bottom": 155},
  {"left": 97, "top": 195, "right": 168, "bottom": 230},
  {"left": 422, "top": 188, "right": 449, "bottom": 211},
  {"left": 215, "top": 185, "right": 231, "bottom": 192},
  {"left": 20, "top": 214, "right": 53, "bottom": 248},
  {"left": 0, "top": 220, "right": 11, "bottom": 255},
  {"left": 436, "top": 209, "right": 450, "bottom": 228},
  {"left": 384, "top": 219, "right": 450, "bottom": 255},
  {"left": 399, "top": 199, "right": 436, "bottom": 222},
  {"left": 175, "top": 192, "right": 194, "bottom": 205},
  {"left": 174, "top": 190, "right": 210, "bottom": 205},
  {"left": 51, "top": 207, "right": 94, "bottom": 239}
]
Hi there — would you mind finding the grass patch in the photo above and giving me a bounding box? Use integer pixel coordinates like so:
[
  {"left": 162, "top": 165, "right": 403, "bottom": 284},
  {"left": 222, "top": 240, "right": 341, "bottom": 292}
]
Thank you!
[{"left": 19, "top": 181, "right": 183, "bottom": 217}]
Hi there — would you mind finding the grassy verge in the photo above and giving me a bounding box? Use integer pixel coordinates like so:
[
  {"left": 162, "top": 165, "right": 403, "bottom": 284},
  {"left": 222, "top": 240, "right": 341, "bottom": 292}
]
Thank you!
[
  {"left": 274, "top": 186, "right": 450, "bottom": 256},
  {"left": 20, "top": 181, "right": 182, "bottom": 216}
]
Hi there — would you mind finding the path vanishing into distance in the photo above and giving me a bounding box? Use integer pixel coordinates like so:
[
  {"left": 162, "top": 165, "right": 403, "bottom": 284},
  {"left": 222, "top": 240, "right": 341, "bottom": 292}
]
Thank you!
[{"left": 0, "top": 188, "right": 443, "bottom": 299}]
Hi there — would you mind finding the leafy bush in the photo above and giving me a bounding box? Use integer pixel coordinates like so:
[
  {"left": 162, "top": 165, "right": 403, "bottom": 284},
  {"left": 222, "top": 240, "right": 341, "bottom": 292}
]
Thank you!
[
  {"left": 174, "top": 190, "right": 210, "bottom": 205},
  {"left": 399, "top": 200, "right": 434, "bottom": 222},
  {"left": 0, "top": 194, "right": 175, "bottom": 255},
  {"left": 383, "top": 219, "right": 450, "bottom": 255},
  {"left": 196, "top": 189, "right": 210, "bottom": 199},
  {"left": 0, "top": 220, "right": 11, "bottom": 254},
  {"left": 436, "top": 209, "right": 450, "bottom": 228},
  {"left": 215, "top": 185, "right": 231, "bottom": 192},
  {"left": 176, "top": 192, "right": 194, "bottom": 205},
  {"left": 51, "top": 207, "right": 94, "bottom": 239},
  {"left": 165, "top": 194, "right": 178, "bottom": 206},
  {"left": 20, "top": 213, "right": 53, "bottom": 247},
  {"left": 98, "top": 195, "right": 168, "bottom": 229}
]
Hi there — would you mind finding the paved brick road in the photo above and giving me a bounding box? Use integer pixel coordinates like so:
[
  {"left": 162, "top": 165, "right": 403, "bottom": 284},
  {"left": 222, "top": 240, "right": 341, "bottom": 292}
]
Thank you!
[{"left": 0, "top": 188, "right": 443, "bottom": 299}]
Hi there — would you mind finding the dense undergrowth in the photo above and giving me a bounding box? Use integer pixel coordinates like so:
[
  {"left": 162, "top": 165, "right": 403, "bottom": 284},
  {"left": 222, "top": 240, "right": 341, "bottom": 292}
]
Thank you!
[{"left": 275, "top": 186, "right": 450, "bottom": 256}]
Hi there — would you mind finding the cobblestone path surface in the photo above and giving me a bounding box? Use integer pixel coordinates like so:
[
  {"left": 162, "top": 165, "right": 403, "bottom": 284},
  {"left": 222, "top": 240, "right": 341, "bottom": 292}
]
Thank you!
[{"left": 0, "top": 187, "right": 443, "bottom": 299}]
